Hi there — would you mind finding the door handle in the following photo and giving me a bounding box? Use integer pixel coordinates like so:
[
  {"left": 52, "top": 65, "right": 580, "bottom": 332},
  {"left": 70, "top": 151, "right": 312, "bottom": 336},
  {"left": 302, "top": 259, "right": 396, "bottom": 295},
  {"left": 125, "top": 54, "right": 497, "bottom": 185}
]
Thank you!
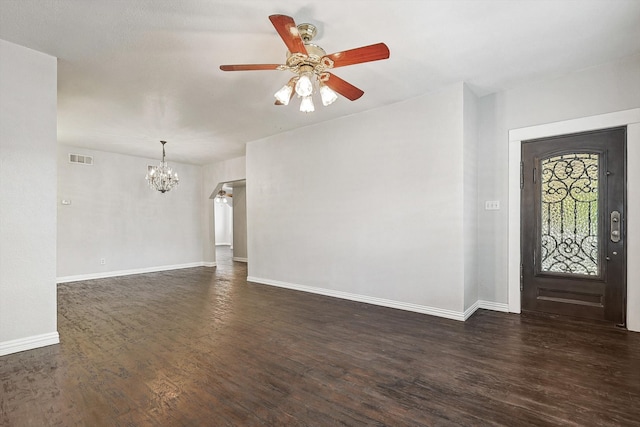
[{"left": 611, "top": 211, "right": 621, "bottom": 243}]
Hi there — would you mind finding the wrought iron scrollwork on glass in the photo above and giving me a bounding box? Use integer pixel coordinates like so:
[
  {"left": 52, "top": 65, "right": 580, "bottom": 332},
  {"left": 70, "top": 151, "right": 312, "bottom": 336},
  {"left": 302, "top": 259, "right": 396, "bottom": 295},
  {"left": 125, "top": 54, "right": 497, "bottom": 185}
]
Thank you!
[{"left": 540, "top": 153, "right": 599, "bottom": 275}]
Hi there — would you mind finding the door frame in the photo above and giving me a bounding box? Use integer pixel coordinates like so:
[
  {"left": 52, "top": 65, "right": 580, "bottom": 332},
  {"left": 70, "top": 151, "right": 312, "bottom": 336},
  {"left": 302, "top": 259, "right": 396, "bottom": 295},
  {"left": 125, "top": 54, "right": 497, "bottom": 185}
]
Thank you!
[{"left": 508, "top": 108, "right": 640, "bottom": 331}]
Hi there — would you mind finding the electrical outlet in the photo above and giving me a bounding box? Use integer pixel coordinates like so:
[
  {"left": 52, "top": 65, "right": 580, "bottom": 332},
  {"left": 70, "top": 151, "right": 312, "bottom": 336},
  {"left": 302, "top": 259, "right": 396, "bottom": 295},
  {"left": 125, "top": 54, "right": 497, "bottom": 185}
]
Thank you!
[
  {"left": 100, "top": 258, "right": 106, "bottom": 265},
  {"left": 485, "top": 200, "right": 500, "bottom": 210}
]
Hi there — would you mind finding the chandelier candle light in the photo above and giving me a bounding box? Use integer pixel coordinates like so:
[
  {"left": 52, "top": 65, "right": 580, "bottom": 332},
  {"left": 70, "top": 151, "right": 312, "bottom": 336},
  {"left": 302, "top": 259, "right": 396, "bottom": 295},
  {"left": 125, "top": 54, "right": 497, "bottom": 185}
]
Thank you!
[
  {"left": 215, "top": 189, "right": 229, "bottom": 203},
  {"left": 146, "top": 140, "right": 179, "bottom": 193}
]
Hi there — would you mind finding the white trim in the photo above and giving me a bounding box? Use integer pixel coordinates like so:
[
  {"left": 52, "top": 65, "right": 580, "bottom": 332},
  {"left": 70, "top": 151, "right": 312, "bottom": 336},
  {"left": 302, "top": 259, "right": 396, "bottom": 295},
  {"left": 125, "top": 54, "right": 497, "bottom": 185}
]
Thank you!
[
  {"left": 464, "top": 301, "right": 480, "bottom": 320},
  {"left": 247, "top": 276, "right": 467, "bottom": 321},
  {"left": 508, "top": 108, "right": 640, "bottom": 332},
  {"left": 0, "top": 332, "right": 60, "bottom": 356},
  {"left": 509, "top": 109, "right": 640, "bottom": 142},
  {"left": 462, "top": 300, "right": 511, "bottom": 320},
  {"left": 478, "top": 300, "right": 510, "bottom": 312},
  {"left": 232, "top": 257, "right": 248, "bottom": 263},
  {"left": 215, "top": 242, "right": 232, "bottom": 246},
  {"left": 56, "top": 262, "right": 215, "bottom": 283}
]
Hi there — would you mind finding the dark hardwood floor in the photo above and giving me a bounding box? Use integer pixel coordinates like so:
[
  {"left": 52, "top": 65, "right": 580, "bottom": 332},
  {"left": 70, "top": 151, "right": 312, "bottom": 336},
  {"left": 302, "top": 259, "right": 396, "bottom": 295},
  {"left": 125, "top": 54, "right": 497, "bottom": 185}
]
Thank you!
[{"left": 1, "top": 247, "right": 639, "bottom": 426}]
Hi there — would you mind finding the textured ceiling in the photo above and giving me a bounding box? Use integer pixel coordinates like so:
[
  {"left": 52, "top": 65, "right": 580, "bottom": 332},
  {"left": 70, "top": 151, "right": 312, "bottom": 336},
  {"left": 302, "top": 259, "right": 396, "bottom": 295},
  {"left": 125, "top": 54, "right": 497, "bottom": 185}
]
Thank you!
[{"left": 1, "top": 0, "right": 639, "bottom": 165}]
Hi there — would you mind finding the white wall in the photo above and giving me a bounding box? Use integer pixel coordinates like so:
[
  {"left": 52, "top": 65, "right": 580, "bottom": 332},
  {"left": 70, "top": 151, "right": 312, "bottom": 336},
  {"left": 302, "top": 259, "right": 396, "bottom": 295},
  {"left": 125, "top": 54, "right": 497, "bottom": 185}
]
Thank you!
[
  {"left": 477, "top": 53, "right": 640, "bottom": 329},
  {"left": 232, "top": 185, "right": 247, "bottom": 261},
  {"left": 0, "top": 40, "right": 59, "bottom": 355},
  {"left": 247, "top": 83, "right": 477, "bottom": 320},
  {"left": 202, "top": 156, "right": 246, "bottom": 265},
  {"left": 57, "top": 145, "right": 204, "bottom": 281},
  {"left": 214, "top": 201, "right": 232, "bottom": 245},
  {"left": 463, "top": 85, "right": 479, "bottom": 311},
  {"left": 628, "top": 123, "right": 640, "bottom": 331}
]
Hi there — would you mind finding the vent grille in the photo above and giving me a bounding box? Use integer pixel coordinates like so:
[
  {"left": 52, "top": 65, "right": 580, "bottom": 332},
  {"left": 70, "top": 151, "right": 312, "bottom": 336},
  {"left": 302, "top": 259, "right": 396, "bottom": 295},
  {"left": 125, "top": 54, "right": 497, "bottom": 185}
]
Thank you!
[{"left": 69, "top": 154, "right": 93, "bottom": 165}]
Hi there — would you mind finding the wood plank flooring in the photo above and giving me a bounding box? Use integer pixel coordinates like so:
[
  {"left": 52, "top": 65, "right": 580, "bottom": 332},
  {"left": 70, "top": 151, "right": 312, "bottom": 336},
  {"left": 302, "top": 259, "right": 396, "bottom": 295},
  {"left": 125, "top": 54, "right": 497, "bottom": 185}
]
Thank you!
[{"left": 1, "top": 247, "right": 639, "bottom": 426}]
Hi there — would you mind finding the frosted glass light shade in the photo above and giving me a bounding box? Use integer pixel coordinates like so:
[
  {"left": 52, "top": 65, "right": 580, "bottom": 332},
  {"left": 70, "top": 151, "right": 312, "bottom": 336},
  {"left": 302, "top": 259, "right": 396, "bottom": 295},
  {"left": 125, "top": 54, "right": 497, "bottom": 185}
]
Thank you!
[
  {"left": 274, "top": 84, "right": 293, "bottom": 105},
  {"left": 295, "top": 72, "right": 314, "bottom": 97},
  {"left": 299, "top": 96, "right": 315, "bottom": 113},
  {"left": 320, "top": 84, "right": 338, "bottom": 106}
]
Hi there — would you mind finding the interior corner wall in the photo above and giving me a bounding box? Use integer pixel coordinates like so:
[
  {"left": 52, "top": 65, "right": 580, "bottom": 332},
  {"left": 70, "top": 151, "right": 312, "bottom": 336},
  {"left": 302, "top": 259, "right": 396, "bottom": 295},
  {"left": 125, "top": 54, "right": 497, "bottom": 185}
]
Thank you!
[
  {"left": 56, "top": 145, "right": 204, "bottom": 281},
  {"left": 463, "top": 84, "right": 479, "bottom": 312},
  {"left": 477, "top": 53, "right": 640, "bottom": 309},
  {"left": 247, "top": 83, "right": 471, "bottom": 319},
  {"left": 0, "top": 40, "right": 59, "bottom": 355},
  {"left": 202, "top": 156, "right": 246, "bottom": 265}
]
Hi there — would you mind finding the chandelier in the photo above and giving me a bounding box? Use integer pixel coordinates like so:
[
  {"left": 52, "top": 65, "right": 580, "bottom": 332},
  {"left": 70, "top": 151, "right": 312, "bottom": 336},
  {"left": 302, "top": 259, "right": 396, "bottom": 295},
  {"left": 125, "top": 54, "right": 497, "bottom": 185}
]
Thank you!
[
  {"left": 146, "top": 140, "right": 179, "bottom": 193},
  {"left": 215, "top": 190, "right": 229, "bottom": 203}
]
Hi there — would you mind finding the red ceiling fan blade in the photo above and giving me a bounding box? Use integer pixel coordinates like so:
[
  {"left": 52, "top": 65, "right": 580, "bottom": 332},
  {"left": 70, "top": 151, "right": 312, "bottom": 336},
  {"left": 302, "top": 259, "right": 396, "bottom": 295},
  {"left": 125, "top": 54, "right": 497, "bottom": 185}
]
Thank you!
[
  {"left": 269, "top": 15, "right": 308, "bottom": 55},
  {"left": 323, "top": 43, "right": 390, "bottom": 68},
  {"left": 324, "top": 73, "right": 364, "bottom": 101},
  {"left": 220, "top": 64, "right": 282, "bottom": 71}
]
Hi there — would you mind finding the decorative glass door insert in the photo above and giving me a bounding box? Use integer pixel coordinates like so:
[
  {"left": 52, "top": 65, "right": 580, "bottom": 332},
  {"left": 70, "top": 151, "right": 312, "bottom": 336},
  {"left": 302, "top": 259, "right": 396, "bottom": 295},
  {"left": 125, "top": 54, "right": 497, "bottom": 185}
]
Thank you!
[{"left": 540, "top": 153, "right": 599, "bottom": 276}]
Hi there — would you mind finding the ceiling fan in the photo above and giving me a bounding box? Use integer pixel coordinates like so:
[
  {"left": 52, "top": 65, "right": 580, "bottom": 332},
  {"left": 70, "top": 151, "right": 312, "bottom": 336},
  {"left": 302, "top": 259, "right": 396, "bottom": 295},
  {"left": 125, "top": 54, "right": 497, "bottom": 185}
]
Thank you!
[{"left": 220, "top": 14, "right": 390, "bottom": 112}]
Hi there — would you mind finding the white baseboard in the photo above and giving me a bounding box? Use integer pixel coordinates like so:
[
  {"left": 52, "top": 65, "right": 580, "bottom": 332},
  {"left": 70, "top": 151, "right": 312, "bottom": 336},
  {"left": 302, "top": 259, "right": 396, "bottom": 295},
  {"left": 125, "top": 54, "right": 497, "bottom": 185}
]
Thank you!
[
  {"left": 0, "top": 332, "right": 60, "bottom": 357},
  {"left": 57, "top": 262, "right": 215, "bottom": 283},
  {"left": 464, "top": 300, "right": 480, "bottom": 320},
  {"left": 246, "top": 277, "right": 512, "bottom": 322},
  {"left": 463, "top": 300, "right": 510, "bottom": 320},
  {"left": 232, "top": 257, "right": 248, "bottom": 263},
  {"left": 478, "top": 300, "right": 510, "bottom": 312},
  {"left": 247, "top": 276, "right": 468, "bottom": 321}
]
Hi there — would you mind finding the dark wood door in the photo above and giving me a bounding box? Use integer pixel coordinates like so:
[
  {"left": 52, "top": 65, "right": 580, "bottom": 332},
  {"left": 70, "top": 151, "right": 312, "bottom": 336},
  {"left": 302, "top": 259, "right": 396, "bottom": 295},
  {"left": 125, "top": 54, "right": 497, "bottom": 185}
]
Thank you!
[{"left": 521, "top": 127, "right": 626, "bottom": 325}]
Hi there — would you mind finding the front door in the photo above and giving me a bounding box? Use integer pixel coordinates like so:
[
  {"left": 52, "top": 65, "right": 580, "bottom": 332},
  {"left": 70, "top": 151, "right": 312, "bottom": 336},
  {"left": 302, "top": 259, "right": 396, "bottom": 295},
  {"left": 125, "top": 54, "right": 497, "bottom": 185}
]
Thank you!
[{"left": 521, "top": 127, "right": 626, "bottom": 325}]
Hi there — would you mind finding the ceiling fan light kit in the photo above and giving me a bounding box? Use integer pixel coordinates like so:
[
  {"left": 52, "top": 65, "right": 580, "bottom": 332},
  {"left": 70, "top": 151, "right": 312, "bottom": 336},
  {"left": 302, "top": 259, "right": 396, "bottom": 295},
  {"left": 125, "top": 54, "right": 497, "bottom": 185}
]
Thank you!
[{"left": 220, "top": 15, "right": 390, "bottom": 113}]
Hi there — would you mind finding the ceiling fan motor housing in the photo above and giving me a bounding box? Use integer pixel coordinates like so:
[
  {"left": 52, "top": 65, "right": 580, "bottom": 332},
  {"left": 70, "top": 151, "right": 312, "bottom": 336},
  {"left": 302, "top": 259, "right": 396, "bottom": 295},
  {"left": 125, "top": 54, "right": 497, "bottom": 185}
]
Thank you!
[
  {"left": 296, "top": 23, "right": 317, "bottom": 42},
  {"left": 286, "top": 43, "right": 327, "bottom": 64},
  {"left": 282, "top": 23, "right": 330, "bottom": 75}
]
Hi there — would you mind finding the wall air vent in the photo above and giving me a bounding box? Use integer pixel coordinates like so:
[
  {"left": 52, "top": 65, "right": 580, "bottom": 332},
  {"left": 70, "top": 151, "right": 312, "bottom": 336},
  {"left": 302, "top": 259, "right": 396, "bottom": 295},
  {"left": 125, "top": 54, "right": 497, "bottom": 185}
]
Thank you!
[{"left": 69, "top": 153, "right": 93, "bottom": 165}]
